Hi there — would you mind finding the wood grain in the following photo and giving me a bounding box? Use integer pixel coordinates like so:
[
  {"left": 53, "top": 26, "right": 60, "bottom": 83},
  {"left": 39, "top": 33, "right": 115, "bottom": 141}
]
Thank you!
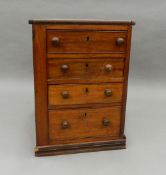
[
  {"left": 47, "top": 58, "right": 124, "bottom": 83},
  {"left": 47, "top": 30, "right": 127, "bottom": 53},
  {"left": 35, "top": 137, "right": 126, "bottom": 156},
  {"left": 29, "top": 19, "right": 135, "bottom": 25},
  {"left": 49, "top": 106, "right": 121, "bottom": 144},
  {"left": 120, "top": 25, "right": 133, "bottom": 136},
  {"left": 48, "top": 83, "right": 123, "bottom": 106},
  {"left": 47, "top": 53, "right": 126, "bottom": 59},
  {"left": 29, "top": 19, "right": 135, "bottom": 156},
  {"left": 32, "top": 25, "right": 48, "bottom": 146},
  {"left": 46, "top": 24, "right": 129, "bottom": 31}
]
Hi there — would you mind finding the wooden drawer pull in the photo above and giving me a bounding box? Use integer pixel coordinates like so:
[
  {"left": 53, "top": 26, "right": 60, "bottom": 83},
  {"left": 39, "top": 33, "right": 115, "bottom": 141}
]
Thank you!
[
  {"left": 52, "top": 37, "right": 60, "bottom": 46},
  {"left": 61, "top": 90, "right": 69, "bottom": 99},
  {"left": 61, "top": 121, "right": 69, "bottom": 129},
  {"left": 61, "top": 64, "right": 69, "bottom": 72},
  {"left": 104, "top": 89, "right": 112, "bottom": 97},
  {"left": 105, "top": 64, "right": 112, "bottom": 72},
  {"left": 103, "top": 118, "right": 110, "bottom": 126},
  {"left": 116, "top": 37, "right": 125, "bottom": 46}
]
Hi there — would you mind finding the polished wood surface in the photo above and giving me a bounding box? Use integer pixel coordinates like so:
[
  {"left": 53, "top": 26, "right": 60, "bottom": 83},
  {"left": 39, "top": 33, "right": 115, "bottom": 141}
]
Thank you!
[
  {"left": 49, "top": 106, "right": 121, "bottom": 144},
  {"left": 32, "top": 25, "right": 48, "bottom": 146},
  {"left": 30, "top": 19, "right": 134, "bottom": 156},
  {"left": 47, "top": 58, "right": 124, "bottom": 83},
  {"left": 29, "top": 19, "right": 135, "bottom": 25},
  {"left": 47, "top": 30, "right": 127, "bottom": 53},
  {"left": 48, "top": 83, "right": 123, "bottom": 106},
  {"left": 35, "top": 138, "right": 126, "bottom": 156}
]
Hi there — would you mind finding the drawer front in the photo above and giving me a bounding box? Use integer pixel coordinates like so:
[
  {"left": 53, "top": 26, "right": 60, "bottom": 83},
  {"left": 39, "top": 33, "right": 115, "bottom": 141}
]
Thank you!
[
  {"left": 48, "top": 83, "right": 123, "bottom": 106},
  {"left": 49, "top": 106, "right": 121, "bottom": 144},
  {"left": 47, "top": 58, "right": 124, "bottom": 83},
  {"left": 47, "top": 30, "right": 127, "bottom": 53}
]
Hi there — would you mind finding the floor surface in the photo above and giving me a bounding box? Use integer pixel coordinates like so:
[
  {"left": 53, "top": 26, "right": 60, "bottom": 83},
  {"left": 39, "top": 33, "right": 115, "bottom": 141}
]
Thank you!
[{"left": 0, "top": 80, "right": 165, "bottom": 175}]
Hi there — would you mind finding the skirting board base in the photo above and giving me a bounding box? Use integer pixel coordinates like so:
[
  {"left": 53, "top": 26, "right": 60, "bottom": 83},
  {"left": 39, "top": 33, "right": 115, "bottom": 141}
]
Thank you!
[{"left": 35, "top": 136, "right": 126, "bottom": 156}]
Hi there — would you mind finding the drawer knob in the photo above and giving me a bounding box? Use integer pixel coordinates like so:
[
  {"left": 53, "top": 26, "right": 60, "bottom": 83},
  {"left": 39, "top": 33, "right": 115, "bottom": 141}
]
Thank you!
[
  {"left": 116, "top": 37, "right": 125, "bottom": 46},
  {"left": 104, "top": 89, "right": 112, "bottom": 97},
  {"left": 52, "top": 37, "right": 60, "bottom": 46},
  {"left": 61, "top": 64, "right": 69, "bottom": 72},
  {"left": 61, "top": 121, "right": 69, "bottom": 129},
  {"left": 61, "top": 90, "right": 69, "bottom": 99},
  {"left": 103, "top": 118, "right": 110, "bottom": 126},
  {"left": 105, "top": 64, "right": 112, "bottom": 72}
]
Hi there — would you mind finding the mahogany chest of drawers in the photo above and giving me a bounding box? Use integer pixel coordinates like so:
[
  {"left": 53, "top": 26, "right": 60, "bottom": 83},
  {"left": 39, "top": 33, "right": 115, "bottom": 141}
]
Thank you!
[{"left": 29, "top": 19, "right": 135, "bottom": 156}]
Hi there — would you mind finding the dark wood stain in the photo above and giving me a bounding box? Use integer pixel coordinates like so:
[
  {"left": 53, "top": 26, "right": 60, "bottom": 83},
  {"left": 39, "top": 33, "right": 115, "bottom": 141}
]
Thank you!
[
  {"left": 30, "top": 19, "right": 135, "bottom": 156},
  {"left": 29, "top": 19, "right": 135, "bottom": 25}
]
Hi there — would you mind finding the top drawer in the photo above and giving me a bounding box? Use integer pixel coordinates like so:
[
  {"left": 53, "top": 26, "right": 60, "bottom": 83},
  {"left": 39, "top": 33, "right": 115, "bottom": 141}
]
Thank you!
[{"left": 47, "top": 30, "right": 127, "bottom": 54}]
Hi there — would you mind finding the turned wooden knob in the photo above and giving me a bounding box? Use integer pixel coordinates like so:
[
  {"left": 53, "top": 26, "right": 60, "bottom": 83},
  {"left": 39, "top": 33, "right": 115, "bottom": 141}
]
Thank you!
[
  {"left": 104, "top": 89, "right": 112, "bottom": 97},
  {"left": 103, "top": 118, "right": 110, "bottom": 126},
  {"left": 116, "top": 37, "right": 125, "bottom": 46},
  {"left": 61, "top": 90, "right": 69, "bottom": 99},
  {"left": 61, "top": 64, "right": 69, "bottom": 72},
  {"left": 61, "top": 121, "right": 69, "bottom": 129},
  {"left": 52, "top": 37, "right": 60, "bottom": 46},
  {"left": 105, "top": 64, "right": 112, "bottom": 72}
]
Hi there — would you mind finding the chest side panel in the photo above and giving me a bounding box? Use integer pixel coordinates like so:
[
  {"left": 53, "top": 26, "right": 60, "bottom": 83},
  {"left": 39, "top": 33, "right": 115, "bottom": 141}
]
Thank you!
[{"left": 32, "top": 25, "right": 48, "bottom": 146}]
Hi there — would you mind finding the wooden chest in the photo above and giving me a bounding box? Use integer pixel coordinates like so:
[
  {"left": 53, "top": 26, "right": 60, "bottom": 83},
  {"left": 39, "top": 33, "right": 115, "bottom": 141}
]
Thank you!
[{"left": 29, "top": 19, "right": 135, "bottom": 156}]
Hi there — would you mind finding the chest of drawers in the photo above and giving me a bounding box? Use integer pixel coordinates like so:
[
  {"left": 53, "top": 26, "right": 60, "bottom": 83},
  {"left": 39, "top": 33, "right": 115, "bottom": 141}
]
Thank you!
[{"left": 29, "top": 19, "right": 135, "bottom": 156}]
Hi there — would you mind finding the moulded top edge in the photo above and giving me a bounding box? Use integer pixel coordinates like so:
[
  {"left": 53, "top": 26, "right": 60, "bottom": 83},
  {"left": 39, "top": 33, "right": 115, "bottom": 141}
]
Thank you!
[{"left": 28, "top": 19, "right": 136, "bottom": 25}]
